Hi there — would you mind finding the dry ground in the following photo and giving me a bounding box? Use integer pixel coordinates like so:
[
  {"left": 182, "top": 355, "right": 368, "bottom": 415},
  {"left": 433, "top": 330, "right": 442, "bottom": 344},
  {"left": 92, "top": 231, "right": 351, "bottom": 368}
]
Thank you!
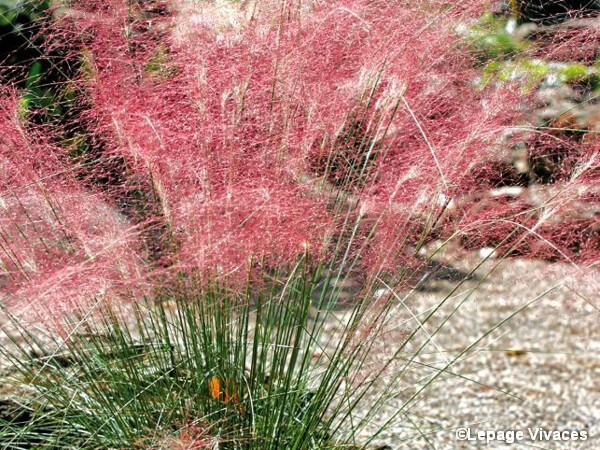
[{"left": 351, "top": 253, "right": 600, "bottom": 449}]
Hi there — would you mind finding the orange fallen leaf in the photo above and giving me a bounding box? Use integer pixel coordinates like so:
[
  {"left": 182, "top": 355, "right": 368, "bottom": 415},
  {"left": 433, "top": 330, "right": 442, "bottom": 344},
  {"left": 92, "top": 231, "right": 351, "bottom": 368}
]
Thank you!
[{"left": 208, "top": 376, "right": 221, "bottom": 399}]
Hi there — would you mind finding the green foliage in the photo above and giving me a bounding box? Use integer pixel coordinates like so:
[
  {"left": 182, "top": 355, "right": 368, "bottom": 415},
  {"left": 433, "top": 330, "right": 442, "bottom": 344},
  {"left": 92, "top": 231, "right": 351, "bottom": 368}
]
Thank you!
[
  {"left": 558, "top": 63, "right": 598, "bottom": 88},
  {"left": 480, "top": 59, "right": 549, "bottom": 90},
  {"left": 18, "top": 61, "right": 66, "bottom": 119},
  {"left": 1, "top": 1, "right": 71, "bottom": 120},
  {"left": 480, "top": 59, "right": 600, "bottom": 92},
  {"left": 467, "top": 14, "right": 527, "bottom": 63},
  {"left": 0, "top": 0, "right": 50, "bottom": 25},
  {"left": 0, "top": 260, "right": 416, "bottom": 449},
  {"left": 0, "top": 3, "right": 18, "bottom": 26}
]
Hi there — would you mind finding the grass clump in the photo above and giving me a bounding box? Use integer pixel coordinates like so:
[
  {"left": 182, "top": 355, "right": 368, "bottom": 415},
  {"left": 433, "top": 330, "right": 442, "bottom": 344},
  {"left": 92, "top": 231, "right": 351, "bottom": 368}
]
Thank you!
[{"left": 0, "top": 258, "right": 439, "bottom": 449}]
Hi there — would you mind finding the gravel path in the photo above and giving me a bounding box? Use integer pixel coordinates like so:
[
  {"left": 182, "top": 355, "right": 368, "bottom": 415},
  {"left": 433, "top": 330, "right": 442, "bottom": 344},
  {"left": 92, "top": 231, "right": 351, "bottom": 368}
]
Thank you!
[{"left": 353, "top": 255, "right": 600, "bottom": 449}]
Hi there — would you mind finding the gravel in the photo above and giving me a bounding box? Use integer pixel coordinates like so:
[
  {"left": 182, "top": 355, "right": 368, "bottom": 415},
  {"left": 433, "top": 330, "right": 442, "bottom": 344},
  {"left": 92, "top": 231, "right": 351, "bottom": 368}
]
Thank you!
[{"left": 351, "top": 255, "right": 600, "bottom": 449}]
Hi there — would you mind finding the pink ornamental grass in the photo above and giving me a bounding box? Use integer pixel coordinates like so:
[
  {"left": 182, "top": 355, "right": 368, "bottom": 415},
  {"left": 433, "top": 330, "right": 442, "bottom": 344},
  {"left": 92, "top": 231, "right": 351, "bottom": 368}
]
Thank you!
[
  {"left": 1, "top": 0, "right": 597, "bottom": 316},
  {"left": 0, "top": 94, "right": 147, "bottom": 320}
]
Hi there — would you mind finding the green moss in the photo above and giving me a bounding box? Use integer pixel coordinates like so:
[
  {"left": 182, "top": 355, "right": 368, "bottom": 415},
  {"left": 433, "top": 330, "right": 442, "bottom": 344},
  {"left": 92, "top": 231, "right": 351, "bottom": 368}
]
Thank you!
[
  {"left": 558, "top": 64, "right": 589, "bottom": 84},
  {"left": 521, "top": 59, "right": 550, "bottom": 79},
  {"left": 480, "top": 59, "right": 549, "bottom": 91}
]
